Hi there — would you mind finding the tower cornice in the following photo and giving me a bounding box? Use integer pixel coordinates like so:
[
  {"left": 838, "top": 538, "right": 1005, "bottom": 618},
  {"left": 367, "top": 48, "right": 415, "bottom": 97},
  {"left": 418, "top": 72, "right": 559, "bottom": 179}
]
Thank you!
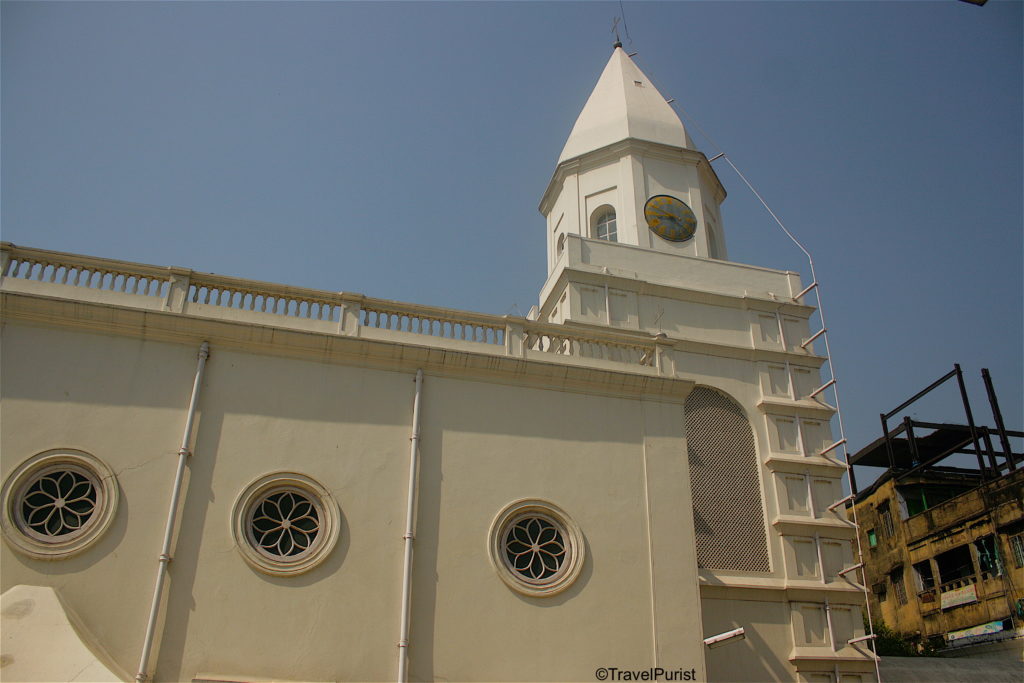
[{"left": 538, "top": 138, "right": 726, "bottom": 216}]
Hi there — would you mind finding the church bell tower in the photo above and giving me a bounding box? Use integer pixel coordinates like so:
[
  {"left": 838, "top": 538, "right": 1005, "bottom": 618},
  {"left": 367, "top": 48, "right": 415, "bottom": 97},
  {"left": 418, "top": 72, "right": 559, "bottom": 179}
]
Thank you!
[{"left": 535, "top": 44, "right": 877, "bottom": 683}]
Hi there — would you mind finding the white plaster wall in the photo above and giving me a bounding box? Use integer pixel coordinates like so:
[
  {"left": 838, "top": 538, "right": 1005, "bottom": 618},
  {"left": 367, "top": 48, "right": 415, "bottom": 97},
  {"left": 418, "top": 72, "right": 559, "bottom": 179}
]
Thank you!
[
  {"left": 638, "top": 295, "right": 753, "bottom": 345},
  {"left": 1, "top": 322, "right": 706, "bottom": 682}
]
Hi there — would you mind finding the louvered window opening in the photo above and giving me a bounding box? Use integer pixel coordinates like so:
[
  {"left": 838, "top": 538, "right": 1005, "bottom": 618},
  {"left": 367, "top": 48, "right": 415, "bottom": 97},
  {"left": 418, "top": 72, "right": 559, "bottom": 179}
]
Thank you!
[{"left": 685, "top": 387, "right": 770, "bottom": 571}]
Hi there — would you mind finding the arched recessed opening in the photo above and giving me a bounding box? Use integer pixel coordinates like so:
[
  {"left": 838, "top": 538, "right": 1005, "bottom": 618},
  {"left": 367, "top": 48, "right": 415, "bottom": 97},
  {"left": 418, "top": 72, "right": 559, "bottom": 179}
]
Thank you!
[{"left": 684, "top": 386, "right": 769, "bottom": 572}]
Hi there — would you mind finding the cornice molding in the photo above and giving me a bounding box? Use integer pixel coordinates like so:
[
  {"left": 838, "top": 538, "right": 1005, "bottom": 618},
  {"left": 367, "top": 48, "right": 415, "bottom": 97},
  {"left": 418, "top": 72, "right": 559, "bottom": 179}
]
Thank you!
[
  {"left": 539, "top": 138, "right": 727, "bottom": 215},
  {"left": 1, "top": 292, "right": 697, "bottom": 404}
]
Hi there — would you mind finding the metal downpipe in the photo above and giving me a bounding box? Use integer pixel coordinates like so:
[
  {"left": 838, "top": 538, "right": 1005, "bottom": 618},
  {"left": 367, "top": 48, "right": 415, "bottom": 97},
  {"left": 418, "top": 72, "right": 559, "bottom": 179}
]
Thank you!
[
  {"left": 135, "top": 341, "right": 210, "bottom": 682},
  {"left": 397, "top": 369, "right": 424, "bottom": 683}
]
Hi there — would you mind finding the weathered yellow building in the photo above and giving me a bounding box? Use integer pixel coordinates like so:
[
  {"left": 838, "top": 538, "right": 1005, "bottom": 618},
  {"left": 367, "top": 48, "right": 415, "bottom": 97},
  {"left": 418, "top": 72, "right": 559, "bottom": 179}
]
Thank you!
[
  {"left": 1, "top": 46, "right": 877, "bottom": 682},
  {"left": 850, "top": 367, "right": 1024, "bottom": 653}
]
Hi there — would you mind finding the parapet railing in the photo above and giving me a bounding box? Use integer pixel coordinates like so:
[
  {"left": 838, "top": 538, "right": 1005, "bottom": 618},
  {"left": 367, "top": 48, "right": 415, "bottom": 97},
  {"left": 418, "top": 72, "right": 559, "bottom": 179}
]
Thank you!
[
  {"left": 2, "top": 245, "right": 172, "bottom": 298},
  {"left": 186, "top": 270, "right": 345, "bottom": 323},
  {"left": 0, "top": 243, "right": 666, "bottom": 373},
  {"left": 520, "top": 318, "right": 659, "bottom": 367},
  {"left": 360, "top": 299, "right": 506, "bottom": 345}
]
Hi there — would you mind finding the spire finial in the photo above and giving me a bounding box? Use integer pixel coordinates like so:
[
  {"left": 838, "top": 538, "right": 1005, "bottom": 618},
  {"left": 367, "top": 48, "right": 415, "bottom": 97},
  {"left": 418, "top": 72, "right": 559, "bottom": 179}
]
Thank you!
[{"left": 612, "top": 17, "right": 622, "bottom": 49}]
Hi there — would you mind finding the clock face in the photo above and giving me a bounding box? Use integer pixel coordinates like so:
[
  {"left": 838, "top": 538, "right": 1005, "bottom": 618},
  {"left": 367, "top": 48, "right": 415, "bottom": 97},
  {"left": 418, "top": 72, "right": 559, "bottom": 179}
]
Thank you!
[{"left": 644, "top": 195, "right": 697, "bottom": 243}]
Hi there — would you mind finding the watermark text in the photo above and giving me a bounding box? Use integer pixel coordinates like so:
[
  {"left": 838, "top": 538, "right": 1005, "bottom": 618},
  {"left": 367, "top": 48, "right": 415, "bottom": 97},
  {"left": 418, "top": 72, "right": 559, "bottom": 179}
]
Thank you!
[{"left": 594, "top": 667, "right": 697, "bottom": 681}]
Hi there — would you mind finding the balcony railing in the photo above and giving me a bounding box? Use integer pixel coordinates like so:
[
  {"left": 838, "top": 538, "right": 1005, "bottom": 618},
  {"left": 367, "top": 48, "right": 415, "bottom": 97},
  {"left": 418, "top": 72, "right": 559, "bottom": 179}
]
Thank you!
[{"left": 1, "top": 243, "right": 668, "bottom": 374}]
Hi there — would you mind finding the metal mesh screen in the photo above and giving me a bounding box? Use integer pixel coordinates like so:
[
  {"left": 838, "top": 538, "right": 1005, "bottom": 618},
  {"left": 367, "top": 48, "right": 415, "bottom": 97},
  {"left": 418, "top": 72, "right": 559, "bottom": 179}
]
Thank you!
[{"left": 685, "top": 387, "right": 770, "bottom": 571}]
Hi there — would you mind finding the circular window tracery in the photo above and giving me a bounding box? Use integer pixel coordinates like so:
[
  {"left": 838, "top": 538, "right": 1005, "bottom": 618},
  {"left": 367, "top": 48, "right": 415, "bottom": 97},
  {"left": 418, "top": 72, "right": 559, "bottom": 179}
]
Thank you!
[
  {"left": 249, "top": 488, "right": 321, "bottom": 560},
  {"left": 488, "top": 499, "right": 584, "bottom": 597},
  {"left": 232, "top": 473, "right": 340, "bottom": 576},
  {"left": 21, "top": 465, "right": 99, "bottom": 540},
  {"left": 504, "top": 514, "right": 566, "bottom": 582},
  {"left": 1, "top": 450, "right": 119, "bottom": 560}
]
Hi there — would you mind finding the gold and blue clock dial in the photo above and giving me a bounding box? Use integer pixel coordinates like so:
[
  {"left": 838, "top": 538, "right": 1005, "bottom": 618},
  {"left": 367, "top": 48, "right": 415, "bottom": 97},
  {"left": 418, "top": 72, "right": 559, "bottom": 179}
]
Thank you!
[{"left": 644, "top": 194, "right": 697, "bottom": 243}]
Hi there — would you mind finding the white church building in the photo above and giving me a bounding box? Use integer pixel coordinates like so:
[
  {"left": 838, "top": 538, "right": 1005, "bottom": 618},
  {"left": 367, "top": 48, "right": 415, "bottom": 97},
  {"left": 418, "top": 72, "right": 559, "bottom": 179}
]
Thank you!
[{"left": 1, "top": 45, "right": 877, "bottom": 682}]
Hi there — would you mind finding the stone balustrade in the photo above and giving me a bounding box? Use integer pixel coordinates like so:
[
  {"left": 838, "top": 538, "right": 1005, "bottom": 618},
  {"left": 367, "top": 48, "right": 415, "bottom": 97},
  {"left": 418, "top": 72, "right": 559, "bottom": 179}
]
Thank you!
[
  {"left": 1, "top": 242, "right": 665, "bottom": 374},
  {"left": 187, "top": 272, "right": 343, "bottom": 323},
  {"left": 2, "top": 247, "right": 170, "bottom": 298},
  {"left": 520, "top": 319, "right": 658, "bottom": 367},
  {"left": 360, "top": 301, "right": 505, "bottom": 345}
]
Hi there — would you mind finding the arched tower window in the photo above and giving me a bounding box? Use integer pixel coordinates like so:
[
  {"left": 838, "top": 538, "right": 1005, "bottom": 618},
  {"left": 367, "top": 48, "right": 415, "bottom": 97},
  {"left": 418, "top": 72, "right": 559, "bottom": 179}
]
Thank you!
[
  {"left": 556, "top": 233, "right": 565, "bottom": 258},
  {"left": 591, "top": 207, "right": 617, "bottom": 242},
  {"left": 684, "top": 387, "right": 770, "bottom": 572}
]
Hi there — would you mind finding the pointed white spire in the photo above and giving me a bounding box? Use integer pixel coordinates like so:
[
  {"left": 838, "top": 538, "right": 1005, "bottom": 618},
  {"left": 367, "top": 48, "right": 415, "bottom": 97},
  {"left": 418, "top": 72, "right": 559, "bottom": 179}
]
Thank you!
[{"left": 558, "top": 47, "right": 694, "bottom": 164}]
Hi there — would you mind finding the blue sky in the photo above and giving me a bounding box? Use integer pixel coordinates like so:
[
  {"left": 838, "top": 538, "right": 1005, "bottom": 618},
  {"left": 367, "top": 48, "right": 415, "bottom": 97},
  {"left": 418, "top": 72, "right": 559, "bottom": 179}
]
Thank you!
[{"left": 3, "top": 1, "right": 1021, "bottom": 482}]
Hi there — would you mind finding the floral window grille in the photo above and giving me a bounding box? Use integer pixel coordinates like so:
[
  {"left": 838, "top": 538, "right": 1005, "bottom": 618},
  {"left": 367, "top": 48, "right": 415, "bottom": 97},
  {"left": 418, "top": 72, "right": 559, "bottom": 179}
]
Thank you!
[
  {"left": 232, "top": 472, "right": 340, "bottom": 577},
  {"left": 19, "top": 466, "right": 99, "bottom": 541},
  {"left": 488, "top": 499, "right": 585, "bottom": 597},
  {"left": 1, "top": 449, "right": 119, "bottom": 560},
  {"left": 503, "top": 514, "right": 567, "bottom": 583},
  {"left": 248, "top": 488, "right": 321, "bottom": 560}
]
